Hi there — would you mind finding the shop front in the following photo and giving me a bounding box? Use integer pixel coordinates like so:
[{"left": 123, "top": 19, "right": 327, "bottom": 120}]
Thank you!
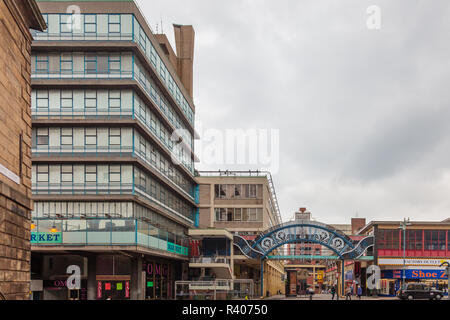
[
  {"left": 380, "top": 269, "right": 449, "bottom": 296},
  {"left": 143, "top": 260, "right": 177, "bottom": 300}
]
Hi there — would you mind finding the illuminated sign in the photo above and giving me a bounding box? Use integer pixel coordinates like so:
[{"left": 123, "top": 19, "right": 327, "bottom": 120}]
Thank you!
[
  {"left": 31, "top": 232, "right": 62, "bottom": 244},
  {"left": 381, "top": 269, "right": 448, "bottom": 280}
]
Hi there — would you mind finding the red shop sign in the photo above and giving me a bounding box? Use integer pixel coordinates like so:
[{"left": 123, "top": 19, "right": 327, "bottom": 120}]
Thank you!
[
  {"left": 97, "top": 281, "right": 102, "bottom": 299},
  {"left": 125, "top": 281, "right": 130, "bottom": 298}
]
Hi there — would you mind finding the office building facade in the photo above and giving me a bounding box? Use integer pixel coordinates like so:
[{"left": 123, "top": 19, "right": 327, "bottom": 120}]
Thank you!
[{"left": 30, "top": 0, "right": 198, "bottom": 300}]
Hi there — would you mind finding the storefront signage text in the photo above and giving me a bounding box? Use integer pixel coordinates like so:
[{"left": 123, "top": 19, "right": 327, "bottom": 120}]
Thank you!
[{"left": 31, "top": 232, "right": 62, "bottom": 244}]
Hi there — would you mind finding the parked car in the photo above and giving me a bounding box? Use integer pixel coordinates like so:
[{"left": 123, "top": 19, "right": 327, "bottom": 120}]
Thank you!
[{"left": 397, "top": 283, "right": 444, "bottom": 300}]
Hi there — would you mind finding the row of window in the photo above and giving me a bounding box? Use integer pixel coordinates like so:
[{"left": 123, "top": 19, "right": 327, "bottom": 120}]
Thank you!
[
  {"left": 214, "top": 184, "right": 263, "bottom": 199},
  {"left": 34, "top": 13, "right": 194, "bottom": 125},
  {"left": 31, "top": 89, "right": 194, "bottom": 172},
  {"left": 134, "top": 167, "right": 194, "bottom": 221},
  {"left": 33, "top": 127, "right": 127, "bottom": 147},
  {"left": 214, "top": 208, "right": 263, "bottom": 222},
  {"left": 32, "top": 201, "right": 188, "bottom": 238},
  {"left": 34, "top": 164, "right": 127, "bottom": 184},
  {"left": 377, "top": 229, "right": 450, "bottom": 250}
]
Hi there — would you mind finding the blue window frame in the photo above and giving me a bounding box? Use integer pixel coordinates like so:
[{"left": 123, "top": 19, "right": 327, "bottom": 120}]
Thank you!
[
  {"left": 61, "top": 165, "right": 73, "bottom": 183},
  {"left": 60, "top": 90, "right": 73, "bottom": 110},
  {"left": 139, "top": 28, "right": 146, "bottom": 52},
  {"left": 108, "top": 14, "right": 121, "bottom": 34},
  {"left": 150, "top": 46, "right": 157, "bottom": 68},
  {"left": 42, "top": 14, "right": 49, "bottom": 34},
  {"left": 108, "top": 54, "right": 121, "bottom": 74},
  {"left": 85, "top": 128, "right": 97, "bottom": 146},
  {"left": 85, "top": 165, "right": 97, "bottom": 183},
  {"left": 108, "top": 90, "right": 121, "bottom": 109},
  {"left": 85, "top": 90, "right": 97, "bottom": 110},
  {"left": 36, "top": 90, "right": 49, "bottom": 109},
  {"left": 60, "top": 14, "right": 74, "bottom": 34},
  {"left": 85, "top": 54, "right": 97, "bottom": 74},
  {"left": 60, "top": 53, "right": 73, "bottom": 73},
  {"left": 36, "top": 55, "right": 49, "bottom": 73},
  {"left": 60, "top": 128, "right": 73, "bottom": 146},
  {"left": 84, "top": 14, "right": 97, "bottom": 34},
  {"left": 109, "top": 165, "right": 121, "bottom": 183},
  {"left": 109, "top": 128, "right": 121, "bottom": 146}
]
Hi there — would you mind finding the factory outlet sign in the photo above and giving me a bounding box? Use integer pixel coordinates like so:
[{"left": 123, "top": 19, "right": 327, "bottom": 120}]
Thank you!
[
  {"left": 378, "top": 258, "right": 450, "bottom": 266},
  {"left": 31, "top": 232, "right": 63, "bottom": 244},
  {"left": 381, "top": 269, "right": 448, "bottom": 280}
]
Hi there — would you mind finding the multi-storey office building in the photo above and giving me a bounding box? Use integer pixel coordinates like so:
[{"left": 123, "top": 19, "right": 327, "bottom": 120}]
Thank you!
[
  {"left": 192, "top": 171, "right": 285, "bottom": 297},
  {"left": 29, "top": 0, "right": 198, "bottom": 300},
  {"left": 0, "top": 0, "right": 45, "bottom": 300}
]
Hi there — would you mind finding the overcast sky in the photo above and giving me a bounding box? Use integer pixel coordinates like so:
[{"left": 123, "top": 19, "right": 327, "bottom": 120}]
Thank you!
[{"left": 137, "top": 0, "right": 450, "bottom": 224}]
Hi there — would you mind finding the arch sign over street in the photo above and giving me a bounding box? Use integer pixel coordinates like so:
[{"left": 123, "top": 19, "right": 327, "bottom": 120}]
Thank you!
[{"left": 234, "top": 220, "right": 374, "bottom": 260}]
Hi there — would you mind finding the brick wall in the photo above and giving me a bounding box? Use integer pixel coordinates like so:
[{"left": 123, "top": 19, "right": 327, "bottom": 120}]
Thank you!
[{"left": 0, "top": 0, "right": 39, "bottom": 300}]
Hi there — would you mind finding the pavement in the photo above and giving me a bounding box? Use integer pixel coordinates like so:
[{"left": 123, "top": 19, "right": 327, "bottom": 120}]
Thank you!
[{"left": 263, "top": 294, "right": 402, "bottom": 300}]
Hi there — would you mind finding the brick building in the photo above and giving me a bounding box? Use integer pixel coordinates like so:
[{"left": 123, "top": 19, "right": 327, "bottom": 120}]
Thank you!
[{"left": 0, "top": 0, "right": 45, "bottom": 300}]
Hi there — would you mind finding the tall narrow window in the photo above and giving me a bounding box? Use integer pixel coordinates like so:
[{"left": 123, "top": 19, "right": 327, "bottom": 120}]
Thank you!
[
  {"left": 85, "top": 90, "right": 97, "bottom": 110},
  {"left": 85, "top": 54, "right": 97, "bottom": 74},
  {"left": 37, "top": 128, "right": 49, "bottom": 146},
  {"left": 36, "top": 55, "right": 49, "bottom": 74},
  {"left": 109, "top": 165, "right": 121, "bottom": 183},
  {"left": 60, "top": 90, "right": 73, "bottom": 110},
  {"left": 60, "top": 14, "right": 74, "bottom": 34},
  {"left": 61, "top": 128, "right": 73, "bottom": 146},
  {"left": 85, "top": 165, "right": 97, "bottom": 183},
  {"left": 60, "top": 53, "right": 73, "bottom": 73},
  {"left": 109, "top": 128, "right": 121, "bottom": 146},
  {"left": 109, "top": 90, "right": 121, "bottom": 109},
  {"left": 37, "top": 165, "right": 49, "bottom": 182},
  {"left": 36, "top": 90, "right": 49, "bottom": 109},
  {"left": 85, "top": 128, "right": 97, "bottom": 146},
  {"left": 61, "top": 165, "right": 73, "bottom": 183},
  {"left": 108, "top": 14, "right": 121, "bottom": 34},
  {"left": 109, "top": 54, "right": 121, "bottom": 74},
  {"left": 84, "top": 14, "right": 97, "bottom": 34}
]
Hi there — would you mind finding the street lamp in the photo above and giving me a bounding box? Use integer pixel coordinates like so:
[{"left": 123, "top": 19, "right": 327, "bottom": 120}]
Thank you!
[{"left": 398, "top": 218, "right": 412, "bottom": 289}]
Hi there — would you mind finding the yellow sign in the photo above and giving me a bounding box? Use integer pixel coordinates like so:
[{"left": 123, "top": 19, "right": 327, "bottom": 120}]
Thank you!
[{"left": 317, "top": 271, "right": 324, "bottom": 282}]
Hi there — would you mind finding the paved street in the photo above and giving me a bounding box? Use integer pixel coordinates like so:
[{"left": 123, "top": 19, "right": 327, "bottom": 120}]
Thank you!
[{"left": 265, "top": 294, "right": 402, "bottom": 300}]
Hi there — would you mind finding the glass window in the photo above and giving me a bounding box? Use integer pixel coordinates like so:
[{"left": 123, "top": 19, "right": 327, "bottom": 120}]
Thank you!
[
  {"left": 37, "top": 165, "right": 49, "bottom": 182},
  {"left": 85, "top": 54, "right": 97, "bottom": 74},
  {"left": 36, "top": 55, "right": 49, "bottom": 73},
  {"left": 84, "top": 14, "right": 97, "bottom": 34},
  {"left": 109, "top": 55, "right": 121, "bottom": 73},
  {"left": 61, "top": 128, "right": 73, "bottom": 145},
  {"left": 109, "top": 165, "right": 121, "bottom": 182},
  {"left": 85, "top": 165, "right": 97, "bottom": 182},
  {"left": 97, "top": 54, "right": 108, "bottom": 73},
  {"left": 109, "top": 90, "right": 121, "bottom": 109},
  {"left": 108, "top": 14, "right": 121, "bottom": 33},
  {"left": 85, "top": 128, "right": 97, "bottom": 146},
  {"left": 61, "top": 90, "right": 73, "bottom": 109},
  {"left": 249, "top": 185, "right": 257, "bottom": 198},
  {"left": 61, "top": 165, "right": 73, "bottom": 182},
  {"left": 60, "top": 14, "right": 73, "bottom": 34},
  {"left": 60, "top": 53, "right": 73, "bottom": 73},
  {"left": 36, "top": 90, "right": 49, "bottom": 109},
  {"left": 37, "top": 128, "right": 49, "bottom": 146},
  {"left": 85, "top": 90, "right": 97, "bottom": 109},
  {"left": 234, "top": 208, "right": 242, "bottom": 221},
  {"left": 109, "top": 128, "right": 121, "bottom": 146}
]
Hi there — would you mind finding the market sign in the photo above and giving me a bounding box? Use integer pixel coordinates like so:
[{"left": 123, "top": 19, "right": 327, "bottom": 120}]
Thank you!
[
  {"left": 31, "top": 232, "right": 62, "bottom": 244},
  {"left": 378, "top": 258, "right": 450, "bottom": 266}
]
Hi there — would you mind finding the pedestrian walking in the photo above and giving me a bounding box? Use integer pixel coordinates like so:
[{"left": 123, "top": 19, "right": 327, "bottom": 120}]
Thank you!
[
  {"left": 330, "top": 285, "right": 336, "bottom": 300},
  {"left": 345, "top": 286, "right": 351, "bottom": 300},
  {"left": 357, "top": 285, "right": 362, "bottom": 300}
]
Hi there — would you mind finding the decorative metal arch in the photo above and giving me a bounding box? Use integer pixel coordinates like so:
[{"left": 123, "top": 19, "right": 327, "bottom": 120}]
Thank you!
[{"left": 234, "top": 220, "right": 373, "bottom": 260}]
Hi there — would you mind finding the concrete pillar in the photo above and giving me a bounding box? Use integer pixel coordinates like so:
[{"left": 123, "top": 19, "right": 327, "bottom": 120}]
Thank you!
[
  {"left": 87, "top": 254, "right": 97, "bottom": 301},
  {"left": 131, "top": 256, "right": 144, "bottom": 300}
]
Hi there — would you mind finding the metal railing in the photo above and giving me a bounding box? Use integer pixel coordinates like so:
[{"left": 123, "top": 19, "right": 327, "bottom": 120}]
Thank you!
[
  {"left": 32, "top": 70, "right": 133, "bottom": 80},
  {"left": 175, "top": 279, "right": 254, "bottom": 300},
  {"left": 32, "top": 32, "right": 134, "bottom": 42},
  {"left": 189, "top": 256, "right": 231, "bottom": 264},
  {"left": 31, "top": 218, "right": 189, "bottom": 257}
]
